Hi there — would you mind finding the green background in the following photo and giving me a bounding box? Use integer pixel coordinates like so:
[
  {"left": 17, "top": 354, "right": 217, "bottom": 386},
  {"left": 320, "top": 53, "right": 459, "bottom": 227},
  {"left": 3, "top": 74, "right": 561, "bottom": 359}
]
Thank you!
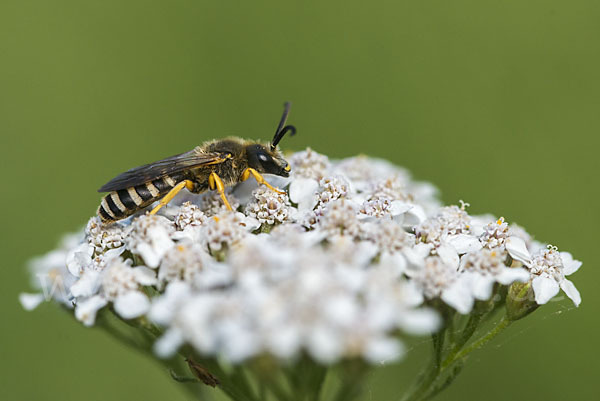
[{"left": 2, "top": 0, "right": 598, "bottom": 400}]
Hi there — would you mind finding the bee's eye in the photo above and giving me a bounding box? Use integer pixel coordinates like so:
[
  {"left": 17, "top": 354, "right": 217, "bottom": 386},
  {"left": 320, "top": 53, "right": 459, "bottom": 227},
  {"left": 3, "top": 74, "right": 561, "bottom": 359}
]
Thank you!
[{"left": 258, "top": 153, "right": 268, "bottom": 162}]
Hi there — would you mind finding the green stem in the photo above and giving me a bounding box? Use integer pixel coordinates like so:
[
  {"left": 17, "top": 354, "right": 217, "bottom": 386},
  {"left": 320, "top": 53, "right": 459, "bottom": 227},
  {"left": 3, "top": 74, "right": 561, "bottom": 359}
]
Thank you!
[
  {"left": 441, "top": 313, "right": 482, "bottom": 369},
  {"left": 445, "top": 316, "right": 511, "bottom": 367},
  {"left": 402, "top": 331, "right": 445, "bottom": 401},
  {"left": 247, "top": 359, "right": 293, "bottom": 401},
  {"left": 404, "top": 315, "right": 512, "bottom": 401},
  {"left": 95, "top": 309, "right": 201, "bottom": 399},
  {"left": 283, "top": 356, "right": 328, "bottom": 401},
  {"left": 331, "top": 360, "right": 370, "bottom": 401},
  {"left": 421, "top": 361, "right": 465, "bottom": 401}
]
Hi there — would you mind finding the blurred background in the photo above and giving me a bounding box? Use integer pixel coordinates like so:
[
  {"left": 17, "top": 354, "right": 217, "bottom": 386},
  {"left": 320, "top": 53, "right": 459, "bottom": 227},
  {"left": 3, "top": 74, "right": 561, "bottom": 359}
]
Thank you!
[{"left": 2, "top": 0, "right": 598, "bottom": 400}]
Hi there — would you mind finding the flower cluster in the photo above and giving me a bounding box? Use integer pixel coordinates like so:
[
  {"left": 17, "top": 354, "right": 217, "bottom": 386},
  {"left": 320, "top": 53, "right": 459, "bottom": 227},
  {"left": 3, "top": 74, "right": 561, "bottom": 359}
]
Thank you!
[{"left": 21, "top": 148, "right": 582, "bottom": 368}]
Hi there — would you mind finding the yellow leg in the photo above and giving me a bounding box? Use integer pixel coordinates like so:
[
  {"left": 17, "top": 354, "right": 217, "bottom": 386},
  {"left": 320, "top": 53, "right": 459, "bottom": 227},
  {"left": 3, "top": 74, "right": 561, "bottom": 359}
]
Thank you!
[
  {"left": 241, "top": 168, "right": 286, "bottom": 195},
  {"left": 208, "top": 172, "right": 233, "bottom": 211},
  {"left": 149, "top": 180, "right": 195, "bottom": 215},
  {"left": 205, "top": 153, "right": 233, "bottom": 165}
]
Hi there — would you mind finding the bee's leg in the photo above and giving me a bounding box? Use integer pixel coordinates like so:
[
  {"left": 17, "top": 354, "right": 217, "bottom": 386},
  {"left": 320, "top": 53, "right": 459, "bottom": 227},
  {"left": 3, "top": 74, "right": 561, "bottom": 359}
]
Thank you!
[
  {"left": 208, "top": 172, "right": 233, "bottom": 211},
  {"left": 240, "top": 168, "right": 286, "bottom": 195},
  {"left": 149, "top": 180, "right": 195, "bottom": 215}
]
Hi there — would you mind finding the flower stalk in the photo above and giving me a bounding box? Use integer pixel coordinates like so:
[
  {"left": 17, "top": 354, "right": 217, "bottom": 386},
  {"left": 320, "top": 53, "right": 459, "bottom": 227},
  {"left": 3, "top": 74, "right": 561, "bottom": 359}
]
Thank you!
[{"left": 402, "top": 313, "right": 512, "bottom": 401}]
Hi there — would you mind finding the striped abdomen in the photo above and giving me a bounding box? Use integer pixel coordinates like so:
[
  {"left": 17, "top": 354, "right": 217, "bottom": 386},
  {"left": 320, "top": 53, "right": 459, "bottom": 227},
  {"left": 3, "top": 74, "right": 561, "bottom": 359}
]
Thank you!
[{"left": 97, "top": 175, "right": 183, "bottom": 223}]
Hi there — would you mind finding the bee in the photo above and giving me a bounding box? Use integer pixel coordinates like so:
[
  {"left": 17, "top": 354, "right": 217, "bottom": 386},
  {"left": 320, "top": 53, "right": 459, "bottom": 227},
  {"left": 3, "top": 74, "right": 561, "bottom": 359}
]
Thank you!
[{"left": 97, "top": 102, "right": 296, "bottom": 223}]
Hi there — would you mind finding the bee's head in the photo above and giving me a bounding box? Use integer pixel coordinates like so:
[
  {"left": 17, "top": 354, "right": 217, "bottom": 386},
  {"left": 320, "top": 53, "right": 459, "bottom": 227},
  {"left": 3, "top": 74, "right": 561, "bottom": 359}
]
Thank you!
[
  {"left": 246, "top": 144, "right": 291, "bottom": 177},
  {"left": 246, "top": 102, "right": 296, "bottom": 177}
]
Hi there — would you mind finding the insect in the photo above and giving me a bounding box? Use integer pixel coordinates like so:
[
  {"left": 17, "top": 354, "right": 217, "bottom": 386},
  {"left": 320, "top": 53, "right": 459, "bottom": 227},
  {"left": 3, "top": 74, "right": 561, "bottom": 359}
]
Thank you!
[{"left": 97, "top": 102, "right": 296, "bottom": 223}]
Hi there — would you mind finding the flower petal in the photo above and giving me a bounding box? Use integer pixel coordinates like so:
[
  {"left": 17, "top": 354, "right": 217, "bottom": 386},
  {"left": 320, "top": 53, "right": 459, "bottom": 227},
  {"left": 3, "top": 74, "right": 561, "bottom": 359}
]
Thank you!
[
  {"left": 403, "top": 281, "right": 425, "bottom": 307},
  {"left": 288, "top": 178, "right": 319, "bottom": 211},
  {"left": 437, "top": 244, "right": 459, "bottom": 270},
  {"left": 267, "top": 325, "right": 301, "bottom": 359},
  {"left": 447, "top": 234, "right": 482, "bottom": 254},
  {"left": 132, "top": 266, "right": 158, "bottom": 286},
  {"left": 560, "top": 252, "right": 582, "bottom": 276},
  {"left": 506, "top": 236, "right": 531, "bottom": 266},
  {"left": 496, "top": 267, "right": 530, "bottom": 285},
  {"left": 66, "top": 243, "right": 93, "bottom": 277},
  {"left": 70, "top": 270, "right": 101, "bottom": 298},
  {"left": 380, "top": 252, "right": 407, "bottom": 276},
  {"left": 75, "top": 295, "right": 108, "bottom": 326},
  {"left": 364, "top": 336, "right": 404, "bottom": 363},
  {"left": 398, "top": 308, "right": 441, "bottom": 335},
  {"left": 531, "top": 276, "right": 560, "bottom": 305},
  {"left": 403, "top": 243, "right": 432, "bottom": 275},
  {"left": 469, "top": 273, "right": 495, "bottom": 301},
  {"left": 19, "top": 293, "right": 45, "bottom": 311},
  {"left": 441, "top": 278, "right": 474, "bottom": 314},
  {"left": 559, "top": 278, "right": 581, "bottom": 307},
  {"left": 136, "top": 242, "right": 161, "bottom": 268},
  {"left": 388, "top": 201, "right": 413, "bottom": 216},
  {"left": 402, "top": 204, "right": 427, "bottom": 227},
  {"left": 154, "top": 328, "right": 184, "bottom": 358},
  {"left": 307, "top": 325, "right": 343, "bottom": 364},
  {"left": 150, "top": 282, "right": 191, "bottom": 324},
  {"left": 114, "top": 291, "right": 150, "bottom": 319}
]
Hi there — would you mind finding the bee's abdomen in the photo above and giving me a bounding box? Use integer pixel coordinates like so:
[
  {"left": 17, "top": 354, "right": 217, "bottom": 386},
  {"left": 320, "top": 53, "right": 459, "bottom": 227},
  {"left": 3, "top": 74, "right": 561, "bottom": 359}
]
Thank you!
[{"left": 97, "top": 175, "right": 180, "bottom": 223}]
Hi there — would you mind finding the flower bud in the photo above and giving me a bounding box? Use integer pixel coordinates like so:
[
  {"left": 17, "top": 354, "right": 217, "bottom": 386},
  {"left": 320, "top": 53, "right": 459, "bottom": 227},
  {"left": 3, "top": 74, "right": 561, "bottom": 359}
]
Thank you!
[{"left": 506, "top": 281, "right": 539, "bottom": 321}]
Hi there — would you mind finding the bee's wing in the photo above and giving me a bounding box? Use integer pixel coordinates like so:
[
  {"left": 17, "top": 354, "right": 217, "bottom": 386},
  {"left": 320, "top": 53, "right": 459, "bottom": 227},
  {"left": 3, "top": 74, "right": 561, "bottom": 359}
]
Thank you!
[{"left": 98, "top": 147, "right": 228, "bottom": 192}]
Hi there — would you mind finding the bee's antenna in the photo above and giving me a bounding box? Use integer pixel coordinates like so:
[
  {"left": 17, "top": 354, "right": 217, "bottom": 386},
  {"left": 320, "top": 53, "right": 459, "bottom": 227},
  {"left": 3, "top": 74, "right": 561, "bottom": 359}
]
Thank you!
[{"left": 271, "top": 102, "right": 296, "bottom": 151}]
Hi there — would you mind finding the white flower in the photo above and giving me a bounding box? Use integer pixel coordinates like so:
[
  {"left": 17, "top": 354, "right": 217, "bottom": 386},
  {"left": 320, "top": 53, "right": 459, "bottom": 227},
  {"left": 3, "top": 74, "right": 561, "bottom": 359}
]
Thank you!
[
  {"left": 414, "top": 202, "right": 472, "bottom": 247},
  {"left": 436, "top": 203, "right": 471, "bottom": 235},
  {"left": 174, "top": 201, "right": 207, "bottom": 231},
  {"left": 506, "top": 239, "right": 582, "bottom": 306},
  {"left": 359, "top": 197, "right": 393, "bottom": 218},
  {"left": 316, "top": 176, "right": 351, "bottom": 206},
  {"left": 318, "top": 199, "right": 361, "bottom": 237},
  {"left": 298, "top": 209, "right": 320, "bottom": 230},
  {"left": 368, "top": 176, "right": 412, "bottom": 202},
  {"left": 148, "top": 230, "right": 435, "bottom": 364},
  {"left": 72, "top": 257, "right": 157, "bottom": 324},
  {"left": 102, "top": 258, "right": 158, "bottom": 298},
  {"left": 325, "top": 236, "right": 379, "bottom": 268},
  {"left": 460, "top": 249, "right": 529, "bottom": 300},
  {"left": 479, "top": 217, "right": 509, "bottom": 249},
  {"left": 23, "top": 150, "right": 583, "bottom": 367},
  {"left": 245, "top": 186, "right": 291, "bottom": 225},
  {"left": 359, "top": 197, "right": 413, "bottom": 220},
  {"left": 413, "top": 256, "right": 474, "bottom": 314},
  {"left": 23, "top": 232, "right": 82, "bottom": 307},
  {"left": 200, "top": 188, "right": 241, "bottom": 216},
  {"left": 126, "top": 214, "right": 175, "bottom": 268},
  {"left": 85, "top": 216, "right": 129, "bottom": 254},
  {"left": 205, "top": 212, "right": 258, "bottom": 252},
  {"left": 362, "top": 219, "right": 414, "bottom": 254},
  {"left": 289, "top": 147, "right": 330, "bottom": 180},
  {"left": 414, "top": 218, "right": 444, "bottom": 246},
  {"left": 334, "top": 156, "right": 404, "bottom": 191},
  {"left": 157, "top": 242, "right": 207, "bottom": 289},
  {"left": 529, "top": 246, "right": 582, "bottom": 306}
]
